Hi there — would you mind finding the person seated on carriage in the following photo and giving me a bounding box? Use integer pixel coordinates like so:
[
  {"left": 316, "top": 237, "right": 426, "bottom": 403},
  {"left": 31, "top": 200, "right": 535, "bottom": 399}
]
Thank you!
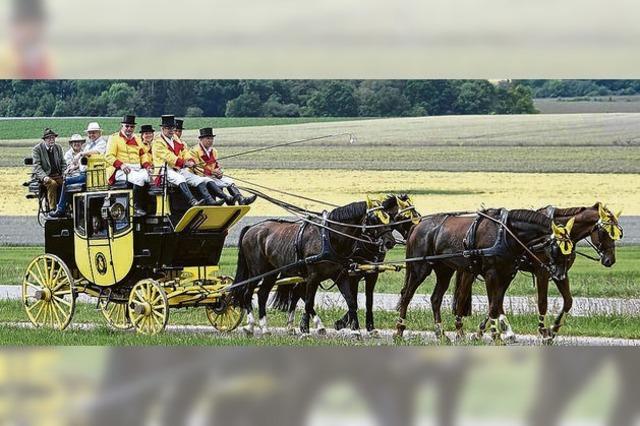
[
  {"left": 190, "top": 127, "right": 257, "bottom": 205},
  {"left": 105, "top": 115, "right": 153, "bottom": 216},
  {"left": 139, "top": 124, "right": 154, "bottom": 156},
  {"left": 152, "top": 114, "right": 210, "bottom": 206},
  {"left": 174, "top": 119, "right": 184, "bottom": 140},
  {"left": 63, "top": 133, "right": 85, "bottom": 175},
  {"left": 32, "top": 128, "right": 66, "bottom": 212},
  {"left": 48, "top": 123, "right": 108, "bottom": 218}
]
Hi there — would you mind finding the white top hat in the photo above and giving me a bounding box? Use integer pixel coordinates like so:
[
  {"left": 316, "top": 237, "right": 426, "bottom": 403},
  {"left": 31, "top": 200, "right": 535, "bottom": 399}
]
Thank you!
[
  {"left": 69, "top": 134, "right": 85, "bottom": 143},
  {"left": 84, "top": 122, "right": 102, "bottom": 133}
]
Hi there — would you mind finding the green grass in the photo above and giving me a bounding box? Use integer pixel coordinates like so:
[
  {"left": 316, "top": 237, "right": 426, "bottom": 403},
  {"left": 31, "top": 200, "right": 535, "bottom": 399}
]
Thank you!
[
  {"left": 0, "top": 117, "right": 363, "bottom": 141},
  {"left": 0, "top": 300, "right": 638, "bottom": 345},
  {"left": 2, "top": 246, "right": 639, "bottom": 299}
]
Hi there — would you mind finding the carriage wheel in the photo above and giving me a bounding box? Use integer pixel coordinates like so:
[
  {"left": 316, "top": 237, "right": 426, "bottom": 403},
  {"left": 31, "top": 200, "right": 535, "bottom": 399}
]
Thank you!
[
  {"left": 206, "top": 296, "right": 244, "bottom": 332},
  {"left": 99, "top": 299, "right": 132, "bottom": 330},
  {"left": 22, "top": 254, "right": 75, "bottom": 330},
  {"left": 128, "top": 279, "right": 168, "bottom": 335}
]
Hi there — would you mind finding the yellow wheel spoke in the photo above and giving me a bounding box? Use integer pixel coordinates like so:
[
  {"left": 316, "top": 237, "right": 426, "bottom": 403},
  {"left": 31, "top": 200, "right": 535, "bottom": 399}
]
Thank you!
[
  {"left": 47, "top": 259, "right": 55, "bottom": 286},
  {"left": 24, "top": 281, "right": 41, "bottom": 291},
  {"left": 28, "top": 268, "right": 47, "bottom": 290},
  {"left": 33, "top": 260, "right": 48, "bottom": 288},
  {"left": 51, "top": 264, "right": 63, "bottom": 287},
  {"left": 131, "top": 313, "right": 144, "bottom": 327},
  {"left": 51, "top": 301, "right": 62, "bottom": 328},
  {"left": 53, "top": 295, "right": 72, "bottom": 308},
  {"left": 33, "top": 301, "right": 46, "bottom": 323},
  {"left": 26, "top": 299, "right": 42, "bottom": 314}
]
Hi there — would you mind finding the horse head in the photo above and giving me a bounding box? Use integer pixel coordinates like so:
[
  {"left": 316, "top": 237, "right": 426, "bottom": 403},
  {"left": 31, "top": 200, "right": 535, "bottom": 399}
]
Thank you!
[
  {"left": 591, "top": 203, "right": 623, "bottom": 267},
  {"left": 546, "top": 218, "right": 576, "bottom": 282}
]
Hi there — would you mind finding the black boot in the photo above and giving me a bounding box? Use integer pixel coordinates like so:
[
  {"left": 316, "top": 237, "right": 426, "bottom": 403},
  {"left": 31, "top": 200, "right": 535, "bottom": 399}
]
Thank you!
[
  {"left": 178, "top": 183, "right": 202, "bottom": 207},
  {"left": 227, "top": 184, "right": 257, "bottom": 205},
  {"left": 197, "top": 182, "right": 219, "bottom": 206},
  {"left": 132, "top": 186, "right": 147, "bottom": 216},
  {"left": 206, "top": 181, "right": 233, "bottom": 205}
]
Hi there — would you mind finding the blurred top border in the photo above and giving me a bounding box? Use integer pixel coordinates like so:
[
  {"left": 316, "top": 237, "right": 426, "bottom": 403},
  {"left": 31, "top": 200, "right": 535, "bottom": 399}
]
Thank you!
[{"left": 2, "top": 0, "right": 640, "bottom": 79}]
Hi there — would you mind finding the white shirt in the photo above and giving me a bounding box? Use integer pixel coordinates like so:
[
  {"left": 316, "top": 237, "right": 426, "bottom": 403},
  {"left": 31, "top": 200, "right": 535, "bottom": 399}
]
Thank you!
[
  {"left": 82, "top": 136, "right": 107, "bottom": 155},
  {"left": 162, "top": 134, "right": 175, "bottom": 150}
]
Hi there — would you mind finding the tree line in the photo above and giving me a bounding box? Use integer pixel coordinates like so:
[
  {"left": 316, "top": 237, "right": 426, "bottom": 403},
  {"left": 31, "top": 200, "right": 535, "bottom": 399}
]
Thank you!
[
  {"left": 517, "top": 80, "right": 640, "bottom": 98},
  {"left": 0, "top": 80, "right": 537, "bottom": 118}
]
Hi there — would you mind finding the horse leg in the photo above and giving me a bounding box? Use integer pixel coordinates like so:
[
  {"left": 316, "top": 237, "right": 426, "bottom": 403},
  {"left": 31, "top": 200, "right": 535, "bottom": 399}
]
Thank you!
[
  {"left": 364, "top": 273, "right": 379, "bottom": 337},
  {"left": 286, "top": 285, "right": 302, "bottom": 335},
  {"left": 335, "top": 275, "right": 358, "bottom": 332},
  {"left": 395, "top": 261, "right": 432, "bottom": 338},
  {"left": 257, "top": 275, "right": 278, "bottom": 336},
  {"left": 485, "top": 270, "right": 505, "bottom": 345},
  {"left": 300, "top": 277, "right": 322, "bottom": 336},
  {"left": 453, "top": 271, "right": 475, "bottom": 343},
  {"left": 335, "top": 274, "right": 361, "bottom": 338},
  {"left": 534, "top": 270, "right": 551, "bottom": 339},
  {"left": 549, "top": 276, "right": 573, "bottom": 342},
  {"left": 243, "top": 304, "right": 256, "bottom": 337},
  {"left": 432, "top": 265, "right": 455, "bottom": 344}
]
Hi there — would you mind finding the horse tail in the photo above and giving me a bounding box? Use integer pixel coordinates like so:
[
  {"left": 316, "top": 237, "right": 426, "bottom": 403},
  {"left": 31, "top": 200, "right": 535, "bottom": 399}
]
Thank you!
[
  {"left": 271, "top": 280, "right": 295, "bottom": 311},
  {"left": 452, "top": 270, "right": 473, "bottom": 317},
  {"left": 230, "top": 225, "right": 252, "bottom": 307}
]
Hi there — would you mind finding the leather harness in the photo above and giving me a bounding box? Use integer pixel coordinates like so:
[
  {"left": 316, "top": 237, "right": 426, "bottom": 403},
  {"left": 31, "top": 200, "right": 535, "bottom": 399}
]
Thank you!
[{"left": 462, "top": 208, "right": 510, "bottom": 258}]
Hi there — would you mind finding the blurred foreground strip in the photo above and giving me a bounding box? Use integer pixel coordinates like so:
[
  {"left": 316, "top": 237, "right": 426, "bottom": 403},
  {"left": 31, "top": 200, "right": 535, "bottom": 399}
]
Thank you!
[{"left": 0, "top": 347, "right": 638, "bottom": 425}]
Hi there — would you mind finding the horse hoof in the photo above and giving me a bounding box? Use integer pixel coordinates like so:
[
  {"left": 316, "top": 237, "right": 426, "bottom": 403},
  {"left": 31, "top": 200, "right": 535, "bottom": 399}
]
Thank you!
[
  {"left": 299, "top": 333, "right": 311, "bottom": 340},
  {"left": 261, "top": 329, "right": 272, "bottom": 337},
  {"left": 287, "top": 327, "right": 297, "bottom": 336},
  {"left": 503, "top": 333, "right": 517, "bottom": 344},
  {"left": 542, "top": 336, "right": 555, "bottom": 346},
  {"left": 242, "top": 326, "right": 254, "bottom": 337},
  {"left": 334, "top": 320, "right": 345, "bottom": 331},
  {"left": 454, "top": 334, "right": 466, "bottom": 344},
  {"left": 350, "top": 330, "right": 362, "bottom": 340},
  {"left": 317, "top": 327, "right": 327, "bottom": 336},
  {"left": 437, "top": 334, "right": 452, "bottom": 345},
  {"left": 368, "top": 329, "right": 380, "bottom": 339}
]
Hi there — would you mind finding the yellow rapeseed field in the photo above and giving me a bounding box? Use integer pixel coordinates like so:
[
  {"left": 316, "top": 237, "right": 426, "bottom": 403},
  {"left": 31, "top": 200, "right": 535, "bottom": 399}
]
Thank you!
[{"left": 4, "top": 167, "right": 637, "bottom": 217}]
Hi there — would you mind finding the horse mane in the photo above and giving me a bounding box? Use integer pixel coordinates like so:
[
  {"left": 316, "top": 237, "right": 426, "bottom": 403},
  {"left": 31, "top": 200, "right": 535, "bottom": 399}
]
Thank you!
[
  {"left": 328, "top": 201, "right": 367, "bottom": 222},
  {"left": 539, "top": 205, "right": 589, "bottom": 217},
  {"left": 508, "top": 209, "right": 551, "bottom": 227}
]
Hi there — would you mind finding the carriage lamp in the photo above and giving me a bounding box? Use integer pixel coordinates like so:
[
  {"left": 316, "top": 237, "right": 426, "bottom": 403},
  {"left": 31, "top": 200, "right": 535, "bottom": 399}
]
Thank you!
[{"left": 109, "top": 202, "right": 127, "bottom": 221}]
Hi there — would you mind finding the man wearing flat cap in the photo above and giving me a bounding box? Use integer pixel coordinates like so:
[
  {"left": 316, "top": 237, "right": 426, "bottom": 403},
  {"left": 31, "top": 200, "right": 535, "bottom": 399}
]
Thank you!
[
  {"left": 191, "top": 127, "right": 256, "bottom": 205},
  {"left": 32, "top": 128, "right": 66, "bottom": 211},
  {"left": 152, "top": 115, "right": 211, "bottom": 206},
  {"left": 105, "top": 115, "right": 152, "bottom": 215}
]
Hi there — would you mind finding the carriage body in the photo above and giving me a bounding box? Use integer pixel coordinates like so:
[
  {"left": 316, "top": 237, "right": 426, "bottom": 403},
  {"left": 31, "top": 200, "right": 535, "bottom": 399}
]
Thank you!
[{"left": 23, "top": 160, "right": 250, "bottom": 335}]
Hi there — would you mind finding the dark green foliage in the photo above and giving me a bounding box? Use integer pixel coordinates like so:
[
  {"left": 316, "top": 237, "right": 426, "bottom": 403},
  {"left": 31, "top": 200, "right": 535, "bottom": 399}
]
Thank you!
[{"left": 0, "top": 79, "right": 538, "bottom": 118}]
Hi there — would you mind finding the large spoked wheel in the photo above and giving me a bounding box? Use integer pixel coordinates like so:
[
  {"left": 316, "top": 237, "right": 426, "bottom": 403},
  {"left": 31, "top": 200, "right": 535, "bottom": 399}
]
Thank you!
[
  {"left": 22, "top": 254, "right": 75, "bottom": 330},
  {"left": 128, "top": 279, "right": 168, "bottom": 335},
  {"left": 99, "top": 299, "right": 132, "bottom": 330},
  {"left": 206, "top": 295, "right": 244, "bottom": 333}
]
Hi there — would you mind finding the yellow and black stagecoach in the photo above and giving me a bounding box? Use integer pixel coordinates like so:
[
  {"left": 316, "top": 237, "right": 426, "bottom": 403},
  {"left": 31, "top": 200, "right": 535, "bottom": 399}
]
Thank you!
[{"left": 22, "top": 156, "right": 249, "bottom": 335}]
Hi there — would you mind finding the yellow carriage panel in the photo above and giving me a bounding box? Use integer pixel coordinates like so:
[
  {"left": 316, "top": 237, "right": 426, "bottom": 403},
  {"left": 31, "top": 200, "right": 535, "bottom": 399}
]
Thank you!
[{"left": 73, "top": 190, "right": 134, "bottom": 286}]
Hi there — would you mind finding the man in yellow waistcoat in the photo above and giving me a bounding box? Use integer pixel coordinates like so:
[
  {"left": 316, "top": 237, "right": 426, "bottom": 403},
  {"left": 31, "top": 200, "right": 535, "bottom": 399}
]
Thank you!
[
  {"left": 152, "top": 115, "right": 208, "bottom": 206},
  {"left": 191, "top": 127, "right": 256, "bottom": 205},
  {"left": 105, "top": 115, "right": 152, "bottom": 215}
]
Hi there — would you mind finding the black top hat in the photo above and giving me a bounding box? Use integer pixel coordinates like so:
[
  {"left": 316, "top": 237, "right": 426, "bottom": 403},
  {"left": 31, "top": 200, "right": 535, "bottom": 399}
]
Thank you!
[
  {"left": 198, "top": 127, "right": 216, "bottom": 139},
  {"left": 42, "top": 128, "right": 58, "bottom": 139},
  {"left": 121, "top": 115, "right": 136, "bottom": 125},
  {"left": 160, "top": 115, "right": 176, "bottom": 128},
  {"left": 175, "top": 119, "right": 184, "bottom": 130},
  {"left": 140, "top": 124, "right": 155, "bottom": 134}
]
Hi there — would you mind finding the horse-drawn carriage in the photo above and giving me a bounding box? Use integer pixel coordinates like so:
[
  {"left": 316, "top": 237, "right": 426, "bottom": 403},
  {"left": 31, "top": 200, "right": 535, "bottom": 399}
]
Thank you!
[{"left": 22, "top": 155, "right": 249, "bottom": 335}]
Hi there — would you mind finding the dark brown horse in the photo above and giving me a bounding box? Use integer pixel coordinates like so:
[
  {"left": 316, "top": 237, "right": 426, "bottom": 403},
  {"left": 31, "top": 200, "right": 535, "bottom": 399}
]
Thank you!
[
  {"left": 395, "top": 209, "right": 575, "bottom": 343},
  {"left": 273, "top": 195, "right": 421, "bottom": 337},
  {"left": 452, "top": 202, "right": 623, "bottom": 342},
  {"left": 230, "top": 196, "right": 400, "bottom": 336}
]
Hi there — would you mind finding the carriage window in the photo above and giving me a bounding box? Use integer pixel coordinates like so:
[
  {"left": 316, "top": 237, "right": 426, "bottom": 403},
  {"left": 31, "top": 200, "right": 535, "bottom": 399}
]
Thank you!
[
  {"left": 74, "top": 196, "right": 86, "bottom": 236},
  {"left": 87, "top": 196, "right": 108, "bottom": 239}
]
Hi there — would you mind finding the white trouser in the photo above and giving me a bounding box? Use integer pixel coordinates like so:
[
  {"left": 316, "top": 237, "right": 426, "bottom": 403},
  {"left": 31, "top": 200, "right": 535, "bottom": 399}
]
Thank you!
[
  {"left": 165, "top": 168, "right": 210, "bottom": 187},
  {"left": 205, "top": 175, "right": 234, "bottom": 188},
  {"left": 115, "top": 164, "right": 150, "bottom": 187}
]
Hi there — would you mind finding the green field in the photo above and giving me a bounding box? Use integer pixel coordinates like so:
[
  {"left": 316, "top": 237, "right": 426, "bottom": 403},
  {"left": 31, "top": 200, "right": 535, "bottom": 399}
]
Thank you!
[
  {"left": 3, "top": 115, "right": 640, "bottom": 172},
  {"left": 0, "top": 300, "right": 638, "bottom": 345},
  {"left": 0, "top": 117, "right": 362, "bottom": 141},
  {"left": 3, "top": 246, "right": 639, "bottom": 299}
]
